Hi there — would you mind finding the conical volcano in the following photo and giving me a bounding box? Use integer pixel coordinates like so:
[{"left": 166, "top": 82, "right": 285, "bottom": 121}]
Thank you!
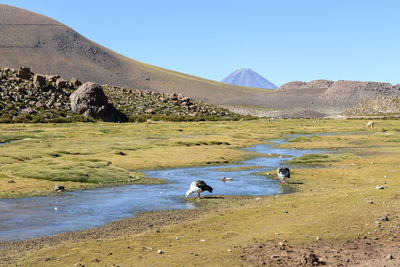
[{"left": 221, "top": 68, "right": 277, "bottom": 89}]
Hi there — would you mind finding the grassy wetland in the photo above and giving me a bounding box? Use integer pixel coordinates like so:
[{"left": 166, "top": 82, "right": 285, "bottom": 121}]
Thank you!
[{"left": 2, "top": 119, "right": 400, "bottom": 266}]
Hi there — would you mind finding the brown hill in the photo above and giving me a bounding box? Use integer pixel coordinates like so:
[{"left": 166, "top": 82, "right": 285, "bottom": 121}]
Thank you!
[
  {"left": 2, "top": 4, "right": 399, "bottom": 116},
  {"left": 272, "top": 80, "right": 400, "bottom": 114},
  {"left": 0, "top": 4, "right": 272, "bottom": 106}
]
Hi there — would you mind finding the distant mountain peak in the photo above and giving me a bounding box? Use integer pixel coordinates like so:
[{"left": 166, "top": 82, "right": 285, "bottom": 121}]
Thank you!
[{"left": 221, "top": 69, "right": 277, "bottom": 89}]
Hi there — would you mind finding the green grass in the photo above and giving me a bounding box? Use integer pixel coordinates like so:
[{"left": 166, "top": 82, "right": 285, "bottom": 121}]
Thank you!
[
  {"left": 288, "top": 135, "right": 321, "bottom": 143},
  {"left": 289, "top": 153, "right": 360, "bottom": 164},
  {"left": 3, "top": 158, "right": 141, "bottom": 184}
]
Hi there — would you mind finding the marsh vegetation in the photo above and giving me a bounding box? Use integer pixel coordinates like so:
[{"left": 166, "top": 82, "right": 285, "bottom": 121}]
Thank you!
[{"left": 2, "top": 119, "right": 400, "bottom": 266}]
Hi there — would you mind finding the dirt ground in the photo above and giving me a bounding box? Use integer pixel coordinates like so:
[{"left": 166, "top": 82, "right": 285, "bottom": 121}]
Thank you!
[
  {"left": 0, "top": 208, "right": 207, "bottom": 265},
  {"left": 243, "top": 233, "right": 400, "bottom": 266},
  {"left": 3, "top": 206, "right": 400, "bottom": 267}
]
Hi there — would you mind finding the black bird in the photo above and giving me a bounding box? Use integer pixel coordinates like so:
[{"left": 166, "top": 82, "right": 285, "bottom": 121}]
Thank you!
[{"left": 277, "top": 168, "right": 290, "bottom": 184}]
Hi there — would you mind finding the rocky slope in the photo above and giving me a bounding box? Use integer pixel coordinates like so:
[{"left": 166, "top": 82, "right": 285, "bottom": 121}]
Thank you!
[
  {"left": 0, "top": 67, "right": 243, "bottom": 123},
  {"left": 343, "top": 96, "right": 400, "bottom": 116},
  {"left": 272, "top": 79, "right": 400, "bottom": 114}
]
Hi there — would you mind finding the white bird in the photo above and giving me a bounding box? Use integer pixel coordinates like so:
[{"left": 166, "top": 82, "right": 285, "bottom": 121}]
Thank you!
[
  {"left": 277, "top": 167, "right": 290, "bottom": 184},
  {"left": 220, "top": 177, "right": 233, "bottom": 182},
  {"left": 185, "top": 180, "right": 213, "bottom": 199}
]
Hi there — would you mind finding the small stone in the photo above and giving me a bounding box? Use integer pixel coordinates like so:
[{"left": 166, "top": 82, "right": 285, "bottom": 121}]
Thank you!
[
  {"left": 385, "top": 254, "right": 394, "bottom": 260},
  {"left": 316, "top": 236, "right": 321, "bottom": 241},
  {"left": 7, "top": 180, "right": 15, "bottom": 183},
  {"left": 376, "top": 185, "right": 385, "bottom": 190},
  {"left": 380, "top": 216, "right": 389, "bottom": 221},
  {"left": 282, "top": 210, "right": 288, "bottom": 213},
  {"left": 74, "top": 264, "right": 85, "bottom": 267},
  {"left": 176, "top": 236, "right": 179, "bottom": 240},
  {"left": 200, "top": 239, "right": 206, "bottom": 242},
  {"left": 157, "top": 249, "right": 163, "bottom": 254},
  {"left": 227, "top": 249, "right": 232, "bottom": 253},
  {"left": 91, "top": 258, "right": 100, "bottom": 263},
  {"left": 270, "top": 255, "right": 279, "bottom": 259}
]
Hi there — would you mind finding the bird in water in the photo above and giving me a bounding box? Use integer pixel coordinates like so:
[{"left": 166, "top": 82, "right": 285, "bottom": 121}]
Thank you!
[
  {"left": 277, "top": 167, "right": 290, "bottom": 184},
  {"left": 185, "top": 180, "right": 213, "bottom": 199},
  {"left": 220, "top": 176, "right": 233, "bottom": 182}
]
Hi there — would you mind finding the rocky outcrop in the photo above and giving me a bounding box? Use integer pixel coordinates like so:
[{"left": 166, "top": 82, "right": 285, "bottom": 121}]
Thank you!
[
  {"left": 321, "top": 81, "right": 399, "bottom": 106},
  {"left": 70, "top": 82, "right": 127, "bottom": 122},
  {"left": 344, "top": 96, "right": 400, "bottom": 116},
  {"left": 277, "top": 79, "right": 334, "bottom": 90},
  {"left": 103, "top": 86, "right": 232, "bottom": 118},
  {"left": 277, "top": 81, "right": 307, "bottom": 91},
  {"left": 0, "top": 66, "right": 242, "bottom": 123},
  {"left": 305, "top": 79, "right": 334, "bottom": 89}
]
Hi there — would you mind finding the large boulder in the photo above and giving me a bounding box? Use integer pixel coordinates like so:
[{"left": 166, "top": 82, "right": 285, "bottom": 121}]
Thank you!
[{"left": 70, "top": 82, "right": 127, "bottom": 122}]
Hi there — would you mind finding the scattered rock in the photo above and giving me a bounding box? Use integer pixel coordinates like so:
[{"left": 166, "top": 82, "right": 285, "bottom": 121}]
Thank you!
[
  {"left": 70, "top": 77, "right": 82, "bottom": 87},
  {"left": 157, "top": 249, "right": 163, "bottom": 254},
  {"left": 380, "top": 215, "right": 389, "bottom": 221},
  {"left": 33, "top": 74, "right": 46, "bottom": 89},
  {"left": 301, "top": 253, "right": 325, "bottom": 265},
  {"left": 376, "top": 185, "right": 386, "bottom": 190},
  {"left": 17, "top": 66, "right": 33, "bottom": 79},
  {"left": 316, "top": 236, "right": 321, "bottom": 241},
  {"left": 7, "top": 180, "right": 15, "bottom": 183},
  {"left": 385, "top": 254, "right": 394, "bottom": 260},
  {"left": 227, "top": 249, "right": 232, "bottom": 253},
  {"left": 55, "top": 78, "right": 68, "bottom": 89},
  {"left": 91, "top": 257, "right": 100, "bottom": 263}
]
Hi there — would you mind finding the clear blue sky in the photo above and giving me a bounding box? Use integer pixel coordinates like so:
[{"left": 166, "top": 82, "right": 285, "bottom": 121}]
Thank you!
[{"left": 2, "top": 0, "right": 399, "bottom": 86}]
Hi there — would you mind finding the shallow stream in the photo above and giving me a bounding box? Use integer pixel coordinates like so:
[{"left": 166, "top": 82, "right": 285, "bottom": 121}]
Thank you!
[{"left": 0, "top": 136, "right": 325, "bottom": 241}]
